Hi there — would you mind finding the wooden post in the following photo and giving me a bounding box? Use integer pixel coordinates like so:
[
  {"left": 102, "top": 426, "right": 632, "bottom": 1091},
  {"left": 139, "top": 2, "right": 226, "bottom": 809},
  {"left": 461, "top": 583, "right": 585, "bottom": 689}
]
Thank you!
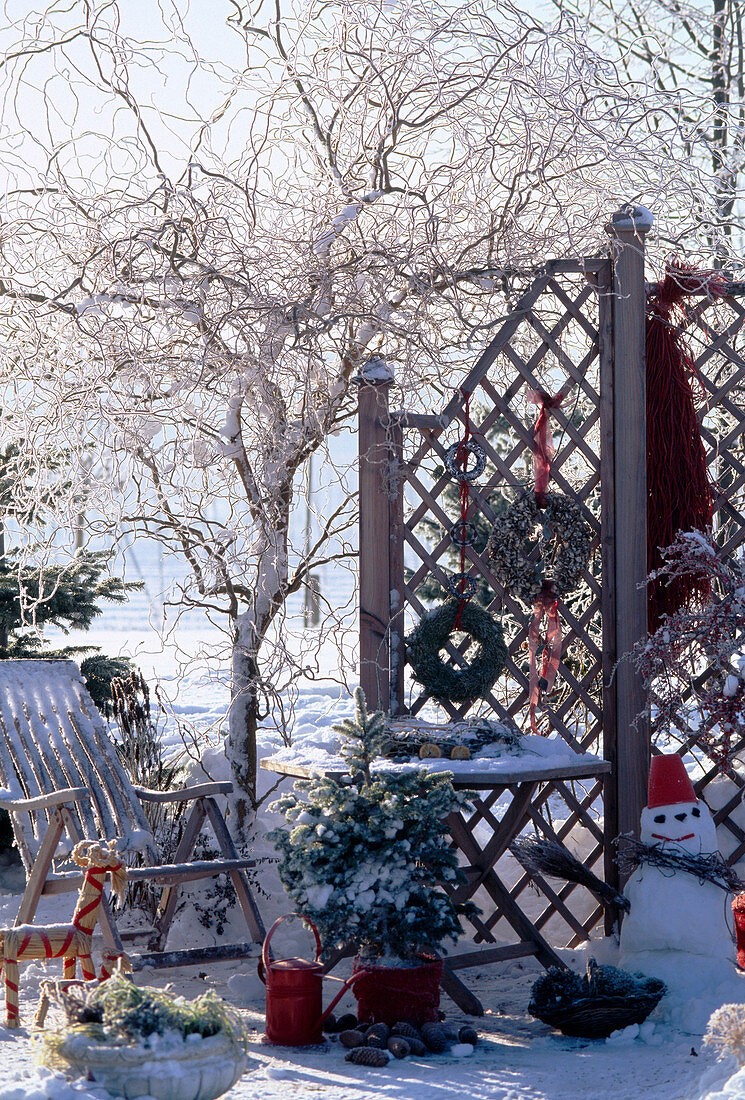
[
  {"left": 603, "top": 205, "right": 652, "bottom": 898},
  {"left": 388, "top": 414, "right": 406, "bottom": 717},
  {"left": 358, "top": 367, "right": 393, "bottom": 711}
]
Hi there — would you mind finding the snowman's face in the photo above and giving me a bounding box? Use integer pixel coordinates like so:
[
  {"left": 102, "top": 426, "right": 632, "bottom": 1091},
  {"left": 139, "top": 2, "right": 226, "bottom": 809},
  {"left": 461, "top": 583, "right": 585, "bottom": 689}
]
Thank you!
[{"left": 639, "top": 799, "right": 719, "bottom": 856}]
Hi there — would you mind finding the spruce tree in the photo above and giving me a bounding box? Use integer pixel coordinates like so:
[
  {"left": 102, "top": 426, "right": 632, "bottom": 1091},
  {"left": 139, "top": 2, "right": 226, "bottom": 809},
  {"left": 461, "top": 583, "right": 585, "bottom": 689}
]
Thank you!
[
  {"left": 0, "top": 443, "right": 138, "bottom": 708},
  {"left": 269, "top": 687, "right": 477, "bottom": 962}
]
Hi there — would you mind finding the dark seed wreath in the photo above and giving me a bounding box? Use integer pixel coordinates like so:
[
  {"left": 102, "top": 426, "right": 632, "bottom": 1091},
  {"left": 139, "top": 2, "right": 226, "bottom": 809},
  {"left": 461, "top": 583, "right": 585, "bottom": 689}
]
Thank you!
[
  {"left": 406, "top": 599, "right": 507, "bottom": 705},
  {"left": 486, "top": 492, "right": 590, "bottom": 605},
  {"left": 444, "top": 440, "right": 487, "bottom": 483}
]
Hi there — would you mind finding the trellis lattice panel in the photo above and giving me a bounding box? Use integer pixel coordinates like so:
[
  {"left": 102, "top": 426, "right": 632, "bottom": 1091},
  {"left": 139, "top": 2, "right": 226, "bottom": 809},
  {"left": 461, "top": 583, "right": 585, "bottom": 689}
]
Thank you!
[
  {"left": 650, "top": 292, "right": 745, "bottom": 869},
  {"left": 387, "top": 261, "right": 611, "bottom": 948}
]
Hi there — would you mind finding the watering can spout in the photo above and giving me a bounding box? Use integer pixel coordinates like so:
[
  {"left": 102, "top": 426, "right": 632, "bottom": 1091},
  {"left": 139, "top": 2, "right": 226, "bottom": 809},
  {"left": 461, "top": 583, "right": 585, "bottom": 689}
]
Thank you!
[{"left": 258, "top": 914, "right": 365, "bottom": 1046}]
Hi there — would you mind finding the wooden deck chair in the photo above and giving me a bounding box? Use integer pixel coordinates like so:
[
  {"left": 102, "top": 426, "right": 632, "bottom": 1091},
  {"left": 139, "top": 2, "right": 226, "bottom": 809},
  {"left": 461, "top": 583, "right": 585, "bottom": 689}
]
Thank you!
[{"left": 0, "top": 659, "right": 266, "bottom": 971}]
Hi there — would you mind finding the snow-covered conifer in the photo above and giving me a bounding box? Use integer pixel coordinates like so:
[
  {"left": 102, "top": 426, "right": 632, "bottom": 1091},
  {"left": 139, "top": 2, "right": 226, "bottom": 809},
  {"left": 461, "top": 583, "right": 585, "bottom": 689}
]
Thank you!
[{"left": 269, "top": 688, "right": 476, "bottom": 961}]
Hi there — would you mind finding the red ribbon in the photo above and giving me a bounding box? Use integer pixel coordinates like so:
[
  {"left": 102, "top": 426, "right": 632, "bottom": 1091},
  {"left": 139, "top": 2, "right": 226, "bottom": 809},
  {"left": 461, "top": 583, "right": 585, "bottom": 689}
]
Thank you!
[
  {"left": 528, "top": 582, "right": 562, "bottom": 736},
  {"left": 528, "top": 389, "right": 565, "bottom": 507},
  {"left": 527, "top": 389, "right": 565, "bottom": 733}
]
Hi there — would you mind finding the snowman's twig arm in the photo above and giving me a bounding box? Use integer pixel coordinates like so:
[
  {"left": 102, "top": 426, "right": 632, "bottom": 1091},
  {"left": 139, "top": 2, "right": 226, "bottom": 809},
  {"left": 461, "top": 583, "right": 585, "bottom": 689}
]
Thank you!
[
  {"left": 617, "top": 835, "right": 745, "bottom": 892},
  {"left": 510, "top": 836, "right": 630, "bottom": 912}
]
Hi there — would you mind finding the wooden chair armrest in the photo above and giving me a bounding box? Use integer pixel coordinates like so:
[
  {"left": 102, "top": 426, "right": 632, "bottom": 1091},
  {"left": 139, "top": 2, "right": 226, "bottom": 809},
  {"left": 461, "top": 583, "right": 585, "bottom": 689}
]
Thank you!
[
  {"left": 0, "top": 787, "right": 90, "bottom": 813},
  {"left": 134, "top": 781, "right": 233, "bottom": 804}
]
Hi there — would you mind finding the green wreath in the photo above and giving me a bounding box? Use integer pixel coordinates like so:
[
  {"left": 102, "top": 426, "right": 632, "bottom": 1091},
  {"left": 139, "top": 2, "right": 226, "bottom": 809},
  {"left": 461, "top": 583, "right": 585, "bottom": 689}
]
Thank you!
[
  {"left": 486, "top": 492, "right": 590, "bottom": 605},
  {"left": 406, "top": 600, "right": 507, "bottom": 705}
]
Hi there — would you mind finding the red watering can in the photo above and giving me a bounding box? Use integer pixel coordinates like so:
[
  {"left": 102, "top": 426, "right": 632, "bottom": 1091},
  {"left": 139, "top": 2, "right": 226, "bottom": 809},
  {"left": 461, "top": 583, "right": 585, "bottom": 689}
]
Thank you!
[{"left": 258, "top": 913, "right": 364, "bottom": 1046}]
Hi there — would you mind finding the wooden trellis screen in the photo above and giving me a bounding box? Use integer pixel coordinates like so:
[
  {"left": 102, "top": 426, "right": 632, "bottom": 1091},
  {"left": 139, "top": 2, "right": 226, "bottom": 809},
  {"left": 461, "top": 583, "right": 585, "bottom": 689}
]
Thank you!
[
  {"left": 662, "top": 286, "right": 745, "bottom": 863},
  {"left": 358, "top": 210, "right": 745, "bottom": 948}
]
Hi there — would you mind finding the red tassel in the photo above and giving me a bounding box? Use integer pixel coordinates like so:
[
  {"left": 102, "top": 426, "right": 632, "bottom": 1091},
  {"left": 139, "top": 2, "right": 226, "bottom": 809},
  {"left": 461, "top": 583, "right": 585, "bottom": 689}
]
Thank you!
[{"left": 646, "top": 263, "right": 726, "bottom": 630}]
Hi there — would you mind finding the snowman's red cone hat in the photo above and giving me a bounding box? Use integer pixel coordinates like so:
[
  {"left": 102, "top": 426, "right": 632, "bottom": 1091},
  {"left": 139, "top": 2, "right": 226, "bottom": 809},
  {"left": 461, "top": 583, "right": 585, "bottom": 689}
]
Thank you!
[{"left": 647, "top": 754, "right": 697, "bottom": 808}]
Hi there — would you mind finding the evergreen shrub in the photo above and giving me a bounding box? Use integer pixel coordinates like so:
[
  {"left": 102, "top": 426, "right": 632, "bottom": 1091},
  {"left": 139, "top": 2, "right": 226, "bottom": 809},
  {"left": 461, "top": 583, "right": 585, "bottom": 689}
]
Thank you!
[{"left": 269, "top": 687, "right": 477, "bottom": 962}]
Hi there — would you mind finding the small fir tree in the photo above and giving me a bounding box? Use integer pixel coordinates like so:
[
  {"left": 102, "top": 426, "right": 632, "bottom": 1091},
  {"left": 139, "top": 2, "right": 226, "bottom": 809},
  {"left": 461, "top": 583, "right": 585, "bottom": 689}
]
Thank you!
[
  {"left": 0, "top": 443, "right": 139, "bottom": 709},
  {"left": 268, "top": 687, "right": 476, "bottom": 962}
]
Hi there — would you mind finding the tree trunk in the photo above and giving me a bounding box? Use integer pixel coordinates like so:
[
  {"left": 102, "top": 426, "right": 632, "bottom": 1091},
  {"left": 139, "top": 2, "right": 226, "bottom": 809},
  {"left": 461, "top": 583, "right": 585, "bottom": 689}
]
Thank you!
[
  {"left": 227, "top": 637, "right": 260, "bottom": 837},
  {"left": 225, "top": 516, "right": 290, "bottom": 839}
]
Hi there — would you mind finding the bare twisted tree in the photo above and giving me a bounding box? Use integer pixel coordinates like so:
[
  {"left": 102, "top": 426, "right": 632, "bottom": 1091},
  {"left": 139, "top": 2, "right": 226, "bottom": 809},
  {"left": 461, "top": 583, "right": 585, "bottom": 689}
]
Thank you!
[
  {"left": 549, "top": 0, "right": 745, "bottom": 265},
  {"left": 0, "top": 0, "right": 692, "bottom": 828}
]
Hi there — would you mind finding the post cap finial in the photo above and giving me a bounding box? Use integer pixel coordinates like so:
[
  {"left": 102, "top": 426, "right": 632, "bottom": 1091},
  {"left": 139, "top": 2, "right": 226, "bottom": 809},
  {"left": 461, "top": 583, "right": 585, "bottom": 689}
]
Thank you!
[
  {"left": 355, "top": 356, "right": 395, "bottom": 385},
  {"left": 607, "top": 203, "right": 654, "bottom": 234}
]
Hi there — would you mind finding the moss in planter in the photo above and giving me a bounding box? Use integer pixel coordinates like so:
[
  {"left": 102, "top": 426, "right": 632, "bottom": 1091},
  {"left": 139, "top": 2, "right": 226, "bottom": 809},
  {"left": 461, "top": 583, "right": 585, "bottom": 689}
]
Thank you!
[{"left": 41, "top": 974, "right": 247, "bottom": 1054}]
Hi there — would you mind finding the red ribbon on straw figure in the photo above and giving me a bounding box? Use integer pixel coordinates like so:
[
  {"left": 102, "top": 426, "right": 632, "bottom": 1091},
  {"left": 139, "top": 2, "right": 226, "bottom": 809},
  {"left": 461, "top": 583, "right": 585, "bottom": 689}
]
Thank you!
[{"left": 527, "top": 389, "right": 565, "bottom": 735}]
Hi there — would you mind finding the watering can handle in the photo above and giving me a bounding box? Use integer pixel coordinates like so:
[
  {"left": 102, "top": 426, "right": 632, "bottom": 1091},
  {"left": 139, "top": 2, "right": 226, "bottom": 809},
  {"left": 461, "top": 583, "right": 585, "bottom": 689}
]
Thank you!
[
  {"left": 259, "top": 913, "right": 323, "bottom": 983},
  {"left": 315, "top": 969, "right": 371, "bottom": 1031}
]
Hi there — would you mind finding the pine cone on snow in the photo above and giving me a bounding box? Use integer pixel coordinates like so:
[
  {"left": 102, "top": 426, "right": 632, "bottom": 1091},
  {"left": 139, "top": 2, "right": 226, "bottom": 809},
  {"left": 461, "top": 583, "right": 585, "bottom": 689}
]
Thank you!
[
  {"left": 364, "top": 1033, "right": 386, "bottom": 1049},
  {"left": 388, "top": 1037, "right": 411, "bottom": 1059},
  {"left": 366, "top": 1022, "right": 390, "bottom": 1043},
  {"left": 339, "top": 1029, "right": 365, "bottom": 1048},
  {"left": 346, "top": 1047, "right": 390, "bottom": 1067},
  {"left": 459, "top": 1025, "right": 478, "bottom": 1046},
  {"left": 336, "top": 1012, "right": 359, "bottom": 1031},
  {"left": 391, "top": 1022, "right": 421, "bottom": 1041},
  {"left": 421, "top": 1022, "right": 449, "bottom": 1053}
]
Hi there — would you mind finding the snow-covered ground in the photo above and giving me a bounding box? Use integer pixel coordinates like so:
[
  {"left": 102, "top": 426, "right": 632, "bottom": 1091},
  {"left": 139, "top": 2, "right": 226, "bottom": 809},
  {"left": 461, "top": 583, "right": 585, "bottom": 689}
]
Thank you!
[
  {"left": 0, "top": 545, "right": 744, "bottom": 1099},
  {"left": 0, "top": 902, "right": 741, "bottom": 1100}
]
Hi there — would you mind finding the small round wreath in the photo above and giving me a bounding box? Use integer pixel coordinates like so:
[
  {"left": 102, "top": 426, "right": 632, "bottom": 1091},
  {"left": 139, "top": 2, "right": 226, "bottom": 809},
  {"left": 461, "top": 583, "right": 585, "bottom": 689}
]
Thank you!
[
  {"left": 445, "top": 573, "right": 478, "bottom": 600},
  {"left": 449, "top": 520, "right": 479, "bottom": 547},
  {"left": 406, "top": 599, "right": 507, "bottom": 705},
  {"left": 444, "top": 440, "right": 487, "bottom": 483},
  {"left": 486, "top": 492, "right": 590, "bottom": 605}
]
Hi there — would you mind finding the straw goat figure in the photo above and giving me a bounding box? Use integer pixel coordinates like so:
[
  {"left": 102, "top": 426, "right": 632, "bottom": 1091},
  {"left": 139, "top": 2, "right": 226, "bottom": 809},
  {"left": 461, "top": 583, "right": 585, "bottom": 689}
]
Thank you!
[{"left": 0, "top": 839, "right": 127, "bottom": 1027}]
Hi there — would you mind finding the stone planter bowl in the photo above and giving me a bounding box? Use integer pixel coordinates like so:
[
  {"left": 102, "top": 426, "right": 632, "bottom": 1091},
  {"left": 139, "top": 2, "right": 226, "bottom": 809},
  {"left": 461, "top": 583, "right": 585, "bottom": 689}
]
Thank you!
[{"left": 41, "top": 1030, "right": 251, "bottom": 1100}]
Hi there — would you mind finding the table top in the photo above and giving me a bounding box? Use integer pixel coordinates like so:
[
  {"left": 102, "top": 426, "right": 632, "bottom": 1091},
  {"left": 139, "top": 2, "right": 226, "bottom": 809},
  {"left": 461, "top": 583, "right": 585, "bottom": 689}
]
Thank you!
[{"left": 260, "top": 754, "right": 611, "bottom": 789}]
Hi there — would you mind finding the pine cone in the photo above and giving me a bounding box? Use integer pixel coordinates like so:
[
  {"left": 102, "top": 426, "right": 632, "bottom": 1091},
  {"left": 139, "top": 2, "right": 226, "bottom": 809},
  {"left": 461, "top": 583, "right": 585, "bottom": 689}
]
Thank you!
[
  {"left": 337, "top": 1013, "right": 359, "bottom": 1031},
  {"left": 421, "top": 1022, "right": 449, "bottom": 1053},
  {"left": 407, "top": 1037, "right": 428, "bottom": 1057},
  {"left": 364, "top": 1033, "right": 386, "bottom": 1049},
  {"left": 391, "top": 1022, "right": 421, "bottom": 1041},
  {"left": 346, "top": 1047, "right": 390, "bottom": 1067},
  {"left": 322, "top": 1013, "right": 338, "bottom": 1033},
  {"left": 387, "top": 1037, "right": 410, "bottom": 1059},
  {"left": 366, "top": 1022, "right": 390, "bottom": 1043},
  {"left": 459, "top": 1026, "right": 478, "bottom": 1046},
  {"left": 339, "top": 1029, "right": 365, "bottom": 1049}
]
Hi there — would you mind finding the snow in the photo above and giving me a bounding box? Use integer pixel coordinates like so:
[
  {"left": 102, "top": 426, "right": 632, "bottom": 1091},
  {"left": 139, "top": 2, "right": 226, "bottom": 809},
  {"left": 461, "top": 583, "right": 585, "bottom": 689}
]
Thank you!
[
  {"left": 266, "top": 719, "right": 604, "bottom": 778},
  {"left": 0, "top": 553, "right": 743, "bottom": 1098}
]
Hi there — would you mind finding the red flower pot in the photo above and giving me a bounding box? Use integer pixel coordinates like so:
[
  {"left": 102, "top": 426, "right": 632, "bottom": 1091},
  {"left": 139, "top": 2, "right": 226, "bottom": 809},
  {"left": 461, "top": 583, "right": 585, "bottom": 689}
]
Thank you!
[
  {"left": 351, "top": 953, "right": 443, "bottom": 1026},
  {"left": 732, "top": 893, "right": 745, "bottom": 970}
]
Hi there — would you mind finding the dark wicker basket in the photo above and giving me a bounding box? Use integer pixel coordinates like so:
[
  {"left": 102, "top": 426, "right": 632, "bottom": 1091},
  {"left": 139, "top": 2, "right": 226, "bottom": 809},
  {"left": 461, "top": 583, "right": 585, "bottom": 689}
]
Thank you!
[
  {"left": 529, "top": 959, "right": 666, "bottom": 1040},
  {"left": 529, "top": 989, "right": 665, "bottom": 1039}
]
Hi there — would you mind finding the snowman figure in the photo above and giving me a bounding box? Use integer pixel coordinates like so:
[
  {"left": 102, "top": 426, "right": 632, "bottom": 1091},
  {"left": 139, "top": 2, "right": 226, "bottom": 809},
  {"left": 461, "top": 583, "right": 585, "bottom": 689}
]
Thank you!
[{"left": 619, "top": 753, "right": 735, "bottom": 996}]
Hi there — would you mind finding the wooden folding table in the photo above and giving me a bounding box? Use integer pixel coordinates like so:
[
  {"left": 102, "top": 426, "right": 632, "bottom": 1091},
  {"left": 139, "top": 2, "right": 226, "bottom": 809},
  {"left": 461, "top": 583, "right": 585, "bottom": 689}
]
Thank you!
[{"left": 261, "top": 753, "right": 611, "bottom": 1016}]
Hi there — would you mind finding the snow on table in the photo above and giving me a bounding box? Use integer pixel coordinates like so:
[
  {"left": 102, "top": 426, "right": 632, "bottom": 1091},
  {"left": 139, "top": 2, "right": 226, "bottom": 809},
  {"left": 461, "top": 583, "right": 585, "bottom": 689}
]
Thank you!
[{"left": 262, "top": 730, "right": 610, "bottom": 787}]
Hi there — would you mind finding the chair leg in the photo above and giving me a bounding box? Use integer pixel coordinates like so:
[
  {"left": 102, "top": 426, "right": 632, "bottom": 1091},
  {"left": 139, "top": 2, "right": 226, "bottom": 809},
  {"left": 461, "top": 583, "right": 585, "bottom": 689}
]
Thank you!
[
  {"left": 150, "top": 800, "right": 207, "bottom": 952},
  {"left": 204, "top": 797, "right": 266, "bottom": 942},
  {"left": 13, "top": 811, "right": 67, "bottom": 926}
]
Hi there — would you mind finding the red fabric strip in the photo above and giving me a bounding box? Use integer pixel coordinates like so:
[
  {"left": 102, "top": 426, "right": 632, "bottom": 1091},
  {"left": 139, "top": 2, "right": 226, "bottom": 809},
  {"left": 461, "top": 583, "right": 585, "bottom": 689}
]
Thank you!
[
  {"left": 528, "top": 390, "right": 565, "bottom": 506},
  {"left": 528, "top": 585, "right": 562, "bottom": 735}
]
